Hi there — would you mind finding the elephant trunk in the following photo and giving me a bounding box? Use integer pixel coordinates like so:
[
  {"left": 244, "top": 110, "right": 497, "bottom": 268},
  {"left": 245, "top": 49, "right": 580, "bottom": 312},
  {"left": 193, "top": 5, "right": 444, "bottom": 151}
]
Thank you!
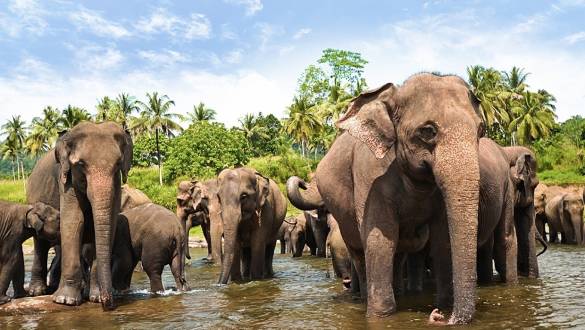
[
  {"left": 218, "top": 206, "right": 241, "bottom": 284},
  {"left": 433, "top": 134, "right": 480, "bottom": 324},
  {"left": 87, "top": 175, "right": 118, "bottom": 311},
  {"left": 286, "top": 176, "right": 324, "bottom": 210}
]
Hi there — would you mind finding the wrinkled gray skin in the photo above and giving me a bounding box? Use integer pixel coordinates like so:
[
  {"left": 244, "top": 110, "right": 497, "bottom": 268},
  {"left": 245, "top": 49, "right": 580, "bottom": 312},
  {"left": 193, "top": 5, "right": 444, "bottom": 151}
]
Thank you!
[
  {"left": 502, "top": 147, "right": 543, "bottom": 277},
  {"left": 0, "top": 201, "right": 60, "bottom": 304},
  {"left": 176, "top": 179, "right": 222, "bottom": 263},
  {"left": 120, "top": 185, "right": 152, "bottom": 211},
  {"left": 326, "top": 214, "right": 352, "bottom": 289},
  {"left": 545, "top": 192, "right": 585, "bottom": 244},
  {"left": 217, "top": 168, "right": 286, "bottom": 284},
  {"left": 287, "top": 74, "right": 484, "bottom": 324},
  {"left": 280, "top": 214, "right": 317, "bottom": 257},
  {"left": 112, "top": 203, "right": 188, "bottom": 293},
  {"left": 303, "top": 210, "right": 329, "bottom": 257},
  {"left": 26, "top": 122, "right": 132, "bottom": 310},
  {"left": 534, "top": 184, "right": 565, "bottom": 241}
]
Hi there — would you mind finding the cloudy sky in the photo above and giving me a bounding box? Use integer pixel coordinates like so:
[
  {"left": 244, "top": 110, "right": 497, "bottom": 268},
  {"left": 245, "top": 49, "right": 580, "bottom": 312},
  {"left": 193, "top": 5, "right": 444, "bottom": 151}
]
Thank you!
[{"left": 1, "top": 0, "right": 584, "bottom": 127}]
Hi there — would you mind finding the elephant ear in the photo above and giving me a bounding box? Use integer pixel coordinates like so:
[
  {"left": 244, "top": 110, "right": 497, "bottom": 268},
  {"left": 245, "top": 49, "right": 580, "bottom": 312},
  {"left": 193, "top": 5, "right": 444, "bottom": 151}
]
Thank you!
[
  {"left": 121, "top": 130, "right": 133, "bottom": 184},
  {"left": 25, "top": 206, "right": 44, "bottom": 233},
  {"left": 177, "top": 181, "right": 194, "bottom": 205},
  {"left": 54, "top": 130, "right": 71, "bottom": 185},
  {"left": 191, "top": 180, "right": 210, "bottom": 212},
  {"left": 255, "top": 172, "right": 270, "bottom": 214},
  {"left": 336, "top": 83, "right": 397, "bottom": 159}
]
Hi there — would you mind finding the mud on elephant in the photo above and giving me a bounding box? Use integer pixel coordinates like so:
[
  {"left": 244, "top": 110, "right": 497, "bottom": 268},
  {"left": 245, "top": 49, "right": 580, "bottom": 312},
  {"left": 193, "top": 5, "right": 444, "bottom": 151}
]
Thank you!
[
  {"left": 217, "top": 168, "right": 286, "bottom": 283},
  {"left": 26, "top": 121, "right": 132, "bottom": 309}
]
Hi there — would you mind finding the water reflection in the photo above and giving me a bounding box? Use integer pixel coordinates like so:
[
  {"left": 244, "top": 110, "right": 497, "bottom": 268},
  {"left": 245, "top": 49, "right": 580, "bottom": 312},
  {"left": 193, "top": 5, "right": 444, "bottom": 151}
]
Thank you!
[{"left": 2, "top": 244, "right": 585, "bottom": 329}]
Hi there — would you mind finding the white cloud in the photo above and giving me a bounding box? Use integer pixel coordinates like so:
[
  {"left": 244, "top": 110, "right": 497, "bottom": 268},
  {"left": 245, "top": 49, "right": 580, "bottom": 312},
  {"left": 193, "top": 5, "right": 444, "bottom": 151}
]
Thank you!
[
  {"left": 224, "top": 49, "right": 243, "bottom": 64},
  {"left": 256, "top": 22, "right": 284, "bottom": 51},
  {"left": 0, "top": 0, "right": 47, "bottom": 37},
  {"left": 135, "top": 8, "right": 211, "bottom": 40},
  {"left": 563, "top": 31, "right": 585, "bottom": 44},
  {"left": 220, "top": 23, "right": 238, "bottom": 40},
  {"left": 224, "top": 0, "right": 263, "bottom": 16},
  {"left": 138, "top": 49, "right": 190, "bottom": 66},
  {"left": 293, "top": 28, "right": 311, "bottom": 40},
  {"left": 73, "top": 45, "right": 124, "bottom": 71},
  {"left": 69, "top": 7, "right": 131, "bottom": 38}
]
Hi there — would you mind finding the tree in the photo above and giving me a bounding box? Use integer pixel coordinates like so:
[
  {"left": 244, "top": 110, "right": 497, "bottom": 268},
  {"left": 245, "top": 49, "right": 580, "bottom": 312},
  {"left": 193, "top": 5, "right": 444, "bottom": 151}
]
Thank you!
[
  {"left": 114, "top": 93, "right": 139, "bottom": 129},
  {"left": 560, "top": 115, "right": 585, "bottom": 148},
  {"left": 502, "top": 66, "right": 529, "bottom": 93},
  {"left": 318, "top": 48, "right": 368, "bottom": 95},
  {"left": 239, "top": 113, "right": 268, "bottom": 142},
  {"left": 60, "top": 105, "right": 91, "bottom": 129},
  {"left": 187, "top": 102, "right": 216, "bottom": 125},
  {"left": 283, "top": 96, "right": 322, "bottom": 157},
  {"left": 26, "top": 106, "right": 62, "bottom": 156},
  {"left": 95, "top": 96, "right": 116, "bottom": 122},
  {"left": 131, "top": 92, "right": 183, "bottom": 185},
  {"left": 1, "top": 115, "right": 27, "bottom": 183},
  {"left": 508, "top": 91, "right": 556, "bottom": 145}
]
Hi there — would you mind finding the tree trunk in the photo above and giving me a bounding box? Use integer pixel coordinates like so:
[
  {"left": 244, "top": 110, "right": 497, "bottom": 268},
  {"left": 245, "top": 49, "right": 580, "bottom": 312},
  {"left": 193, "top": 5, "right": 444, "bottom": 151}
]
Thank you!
[
  {"left": 156, "top": 128, "right": 162, "bottom": 186},
  {"left": 20, "top": 159, "right": 26, "bottom": 192},
  {"left": 301, "top": 140, "right": 306, "bottom": 158},
  {"left": 11, "top": 159, "right": 15, "bottom": 181}
]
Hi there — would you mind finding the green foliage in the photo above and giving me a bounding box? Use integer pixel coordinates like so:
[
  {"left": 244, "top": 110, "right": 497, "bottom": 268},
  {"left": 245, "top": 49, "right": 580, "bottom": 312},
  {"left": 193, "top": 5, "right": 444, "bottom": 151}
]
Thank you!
[
  {"left": 245, "top": 113, "right": 285, "bottom": 156},
  {"left": 0, "top": 180, "right": 26, "bottom": 203},
  {"left": 132, "top": 134, "right": 170, "bottom": 167},
  {"left": 533, "top": 117, "right": 585, "bottom": 176},
  {"left": 164, "top": 121, "right": 252, "bottom": 180},
  {"left": 560, "top": 115, "right": 585, "bottom": 148},
  {"left": 248, "top": 152, "right": 319, "bottom": 185},
  {"left": 126, "top": 167, "right": 177, "bottom": 209},
  {"left": 537, "top": 170, "right": 585, "bottom": 185}
]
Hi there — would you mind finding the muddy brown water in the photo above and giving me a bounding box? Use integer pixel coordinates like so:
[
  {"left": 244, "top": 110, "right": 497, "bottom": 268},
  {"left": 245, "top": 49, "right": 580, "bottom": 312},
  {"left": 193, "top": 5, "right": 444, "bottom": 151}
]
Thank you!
[{"left": 2, "top": 244, "right": 585, "bottom": 329}]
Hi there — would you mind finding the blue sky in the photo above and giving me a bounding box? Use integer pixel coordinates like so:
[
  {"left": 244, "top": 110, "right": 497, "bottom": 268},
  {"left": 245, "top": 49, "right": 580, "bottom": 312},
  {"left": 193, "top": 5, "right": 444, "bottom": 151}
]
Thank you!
[{"left": 1, "top": 0, "right": 584, "bottom": 127}]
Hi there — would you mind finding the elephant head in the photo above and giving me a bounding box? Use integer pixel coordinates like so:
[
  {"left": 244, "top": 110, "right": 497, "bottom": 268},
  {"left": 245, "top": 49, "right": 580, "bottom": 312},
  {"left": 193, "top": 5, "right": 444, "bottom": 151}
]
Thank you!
[
  {"left": 176, "top": 180, "right": 210, "bottom": 260},
  {"left": 534, "top": 184, "right": 548, "bottom": 216},
  {"left": 25, "top": 202, "right": 60, "bottom": 242},
  {"left": 559, "top": 192, "right": 585, "bottom": 245},
  {"left": 337, "top": 73, "right": 483, "bottom": 324},
  {"left": 55, "top": 122, "right": 132, "bottom": 309},
  {"left": 284, "top": 216, "right": 306, "bottom": 257},
  {"left": 510, "top": 152, "right": 539, "bottom": 208},
  {"left": 217, "top": 168, "right": 270, "bottom": 284}
]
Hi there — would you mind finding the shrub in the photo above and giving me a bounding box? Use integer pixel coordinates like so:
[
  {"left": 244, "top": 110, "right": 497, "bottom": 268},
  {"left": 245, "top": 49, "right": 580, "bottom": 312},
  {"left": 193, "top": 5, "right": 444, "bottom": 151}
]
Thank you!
[
  {"left": 132, "top": 134, "right": 170, "bottom": 167},
  {"left": 248, "top": 152, "right": 319, "bottom": 184}
]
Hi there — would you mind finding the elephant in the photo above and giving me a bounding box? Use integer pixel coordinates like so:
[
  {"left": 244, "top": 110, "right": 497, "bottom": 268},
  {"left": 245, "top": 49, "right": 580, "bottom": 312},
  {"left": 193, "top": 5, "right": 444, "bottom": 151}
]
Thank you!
[
  {"left": 0, "top": 201, "right": 60, "bottom": 304},
  {"left": 326, "top": 214, "right": 352, "bottom": 289},
  {"left": 176, "top": 179, "right": 222, "bottom": 263},
  {"left": 216, "top": 168, "right": 286, "bottom": 283},
  {"left": 120, "top": 185, "right": 152, "bottom": 211},
  {"left": 534, "top": 183, "right": 565, "bottom": 241},
  {"left": 112, "top": 203, "right": 189, "bottom": 293},
  {"left": 26, "top": 121, "right": 132, "bottom": 309},
  {"left": 280, "top": 214, "right": 317, "bottom": 257},
  {"left": 545, "top": 191, "right": 585, "bottom": 244},
  {"left": 286, "top": 73, "right": 486, "bottom": 324}
]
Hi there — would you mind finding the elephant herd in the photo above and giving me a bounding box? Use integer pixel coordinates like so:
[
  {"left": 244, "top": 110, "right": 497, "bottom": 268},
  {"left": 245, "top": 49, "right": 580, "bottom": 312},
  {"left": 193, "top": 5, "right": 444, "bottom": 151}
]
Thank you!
[{"left": 0, "top": 72, "right": 584, "bottom": 326}]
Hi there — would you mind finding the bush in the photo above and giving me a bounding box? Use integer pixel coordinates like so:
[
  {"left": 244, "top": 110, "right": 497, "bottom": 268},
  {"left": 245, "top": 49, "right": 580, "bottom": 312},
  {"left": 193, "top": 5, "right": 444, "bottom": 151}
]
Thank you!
[
  {"left": 248, "top": 152, "right": 319, "bottom": 184},
  {"left": 132, "top": 134, "right": 170, "bottom": 167},
  {"left": 126, "top": 167, "right": 177, "bottom": 209},
  {"left": 164, "top": 122, "right": 252, "bottom": 181}
]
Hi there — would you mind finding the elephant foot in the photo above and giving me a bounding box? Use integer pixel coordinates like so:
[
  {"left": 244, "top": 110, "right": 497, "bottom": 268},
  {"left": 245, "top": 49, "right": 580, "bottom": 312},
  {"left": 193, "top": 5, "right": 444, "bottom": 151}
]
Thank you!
[
  {"left": 13, "top": 288, "right": 28, "bottom": 299},
  {"left": 0, "top": 295, "right": 11, "bottom": 305},
  {"left": 342, "top": 278, "right": 352, "bottom": 289},
  {"left": 53, "top": 281, "right": 83, "bottom": 306},
  {"left": 28, "top": 281, "right": 48, "bottom": 297},
  {"left": 428, "top": 309, "right": 447, "bottom": 325},
  {"left": 89, "top": 288, "right": 101, "bottom": 303}
]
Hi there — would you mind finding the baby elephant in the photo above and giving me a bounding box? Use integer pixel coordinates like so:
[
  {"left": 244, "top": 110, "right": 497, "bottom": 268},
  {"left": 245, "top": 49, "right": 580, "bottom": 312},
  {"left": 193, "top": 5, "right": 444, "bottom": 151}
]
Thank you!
[
  {"left": 0, "top": 201, "right": 60, "bottom": 304},
  {"left": 112, "top": 203, "right": 189, "bottom": 293}
]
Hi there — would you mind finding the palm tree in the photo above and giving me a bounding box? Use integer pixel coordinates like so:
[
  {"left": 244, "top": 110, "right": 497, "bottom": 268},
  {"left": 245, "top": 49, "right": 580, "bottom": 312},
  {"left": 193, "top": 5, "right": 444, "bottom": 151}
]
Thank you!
[
  {"left": 60, "top": 105, "right": 91, "bottom": 129},
  {"left": 283, "top": 96, "right": 322, "bottom": 157},
  {"left": 26, "top": 106, "right": 62, "bottom": 156},
  {"left": 95, "top": 96, "right": 116, "bottom": 122},
  {"left": 187, "top": 102, "right": 216, "bottom": 125},
  {"left": 114, "top": 93, "right": 139, "bottom": 129},
  {"left": 502, "top": 67, "right": 529, "bottom": 93},
  {"left": 1, "top": 115, "right": 27, "bottom": 183},
  {"left": 467, "top": 65, "right": 507, "bottom": 127},
  {"left": 239, "top": 113, "right": 268, "bottom": 142},
  {"left": 508, "top": 91, "right": 556, "bottom": 145},
  {"left": 131, "top": 92, "right": 183, "bottom": 185}
]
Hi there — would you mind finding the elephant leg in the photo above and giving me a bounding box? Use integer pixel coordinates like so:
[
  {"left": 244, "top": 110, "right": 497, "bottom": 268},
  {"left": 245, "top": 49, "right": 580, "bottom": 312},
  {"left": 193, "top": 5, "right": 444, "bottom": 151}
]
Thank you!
[
  {"left": 430, "top": 213, "right": 454, "bottom": 310},
  {"left": 393, "top": 253, "right": 406, "bottom": 297},
  {"left": 28, "top": 237, "right": 50, "bottom": 296},
  {"left": 171, "top": 253, "right": 189, "bottom": 291},
  {"left": 350, "top": 260, "right": 360, "bottom": 295},
  {"left": 477, "top": 235, "right": 494, "bottom": 284},
  {"left": 406, "top": 251, "right": 425, "bottom": 293},
  {"left": 279, "top": 238, "right": 286, "bottom": 254},
  {"left": 12, "top": 248, "right": 27, "bottom": 298},
  {"left": 241, "top": 247, "right": 251, "bottom": 279},
  {"left": 53, "top": 193, "right": 85, "bottom": 306},
  {"left": 112, "top": 253, "right": 133, "bottom": 292},
  {"left": 250, "top": 235, "right": 267, "bottom": 280},
  {"left": 516, "top": 206, "right": 539, "bottom": 278},
  {"left": 549, "top": 227, "right": 558, "bottom": 243},
  {"left": 202, "top": 222, "right": 212, "bottom": 260},
  {"left": 47, "top": 245, "right": 61, "bottom": 294},
  {"left": 264, "top": 241, "right": 277, "bottom": 278},
  {"left": 230, "top": 246, "right": 242, "bottom": 282},
  {"left": 141, "top": 253, "right": 165, "bottom": 293},
  {"left": 493, "top": 199, "right": 518, "bottom": 284},
  {"left": 0, "top": 254, "right": 18, "bottom": 304}
]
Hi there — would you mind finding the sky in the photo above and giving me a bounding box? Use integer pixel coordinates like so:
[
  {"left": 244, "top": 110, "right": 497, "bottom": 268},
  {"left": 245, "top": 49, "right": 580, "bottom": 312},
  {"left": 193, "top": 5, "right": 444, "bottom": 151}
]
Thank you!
[{"left": 1, "top": 0, "right": 584, "bottom": 127}]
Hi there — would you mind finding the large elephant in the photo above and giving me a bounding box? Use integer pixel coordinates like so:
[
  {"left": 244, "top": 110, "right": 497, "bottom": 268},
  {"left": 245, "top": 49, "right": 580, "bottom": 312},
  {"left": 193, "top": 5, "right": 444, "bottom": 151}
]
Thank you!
[
  {"left": 287, "top": 73, "right": 484, "bottom": 324},
  {"left": 176, "top": 179, "right": 222, "bottom": 263},
  {"left": 534, "top": 183, "right": 565, "bottom": 241},
  {"left": 26, "top": 122, "right": 132, "bottom": 309},
  {"left": 545, "top": 191, "right": 584, "bottom": 244},
  {"left": 0, "top": 201, "right": 60, "bottom": 304},
  {"left": 217, "top": 168, "right": 286, "bottom": 283},
  {"left": 112, "top": 203, "right": 188, "bottom": 293}
]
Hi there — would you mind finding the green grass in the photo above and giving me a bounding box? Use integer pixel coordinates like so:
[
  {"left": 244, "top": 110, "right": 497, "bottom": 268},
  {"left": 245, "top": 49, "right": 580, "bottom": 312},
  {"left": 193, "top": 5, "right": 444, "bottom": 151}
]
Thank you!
[
  {"left": 0, "top": 179, "right": 26, "bottom": 203},
  {"left": 537, "top": 170, "right": 585, "bottom": 185}
]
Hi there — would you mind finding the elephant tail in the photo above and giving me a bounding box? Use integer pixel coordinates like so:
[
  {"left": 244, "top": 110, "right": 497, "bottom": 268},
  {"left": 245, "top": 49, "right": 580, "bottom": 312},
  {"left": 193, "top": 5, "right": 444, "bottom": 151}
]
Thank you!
[{"left": 536, "top": 230, "right": 548, "bottom": 257}]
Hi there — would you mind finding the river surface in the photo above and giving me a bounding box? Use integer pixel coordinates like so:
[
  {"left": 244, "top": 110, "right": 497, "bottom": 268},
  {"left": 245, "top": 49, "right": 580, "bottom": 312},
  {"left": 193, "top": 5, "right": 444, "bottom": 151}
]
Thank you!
[{"left": 2, "top": 244, "right": 585, "bottom": 329}]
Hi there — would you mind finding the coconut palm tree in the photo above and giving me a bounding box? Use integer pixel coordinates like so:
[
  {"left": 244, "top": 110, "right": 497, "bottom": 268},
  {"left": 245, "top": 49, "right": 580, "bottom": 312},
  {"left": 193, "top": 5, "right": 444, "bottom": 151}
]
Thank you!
[
  {"left": 114, "top": 93, "right": 139, "bottom": 129},
  {"left": 283, "top": 96, "right": 322, "bottom": 157},
  {"left": 95, "top": 96, "right": 116, "bottom": 122},
  {"left": 238, "top": 113, "right": 268, "bottom": 142},
  {"left": 26, "top": 106, "right": 62, "bottom": 156},
  {"left": 508, "top": 91, "right": 556, "bottom": 145},
  {"left": 131, "top": 92, "right": 182, "bottom": 185},
  {"left": 467, "top": 65, "right": 507, "bottom": 127},
  {"left": 60, "top": 105, "right": 91, "bottom": 129},
  {"left": 502, "top": 67, "right": 529, "bottom": 93},
  {"left": 187, "top": 102, "right": 216, "bottom": 125},
  {"left": 1, "top": 115, "right": 27, "bottom": 182}
]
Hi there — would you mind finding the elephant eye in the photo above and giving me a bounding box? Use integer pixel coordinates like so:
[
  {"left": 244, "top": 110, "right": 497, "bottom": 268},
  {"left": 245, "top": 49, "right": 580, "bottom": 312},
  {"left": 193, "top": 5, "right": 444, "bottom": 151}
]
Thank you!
[
  {"left": 240, "top": 193, "right": 248, "bottom": 200},
  {"left": 417, "top": 124, "right": 437, "bottom": 142}
]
